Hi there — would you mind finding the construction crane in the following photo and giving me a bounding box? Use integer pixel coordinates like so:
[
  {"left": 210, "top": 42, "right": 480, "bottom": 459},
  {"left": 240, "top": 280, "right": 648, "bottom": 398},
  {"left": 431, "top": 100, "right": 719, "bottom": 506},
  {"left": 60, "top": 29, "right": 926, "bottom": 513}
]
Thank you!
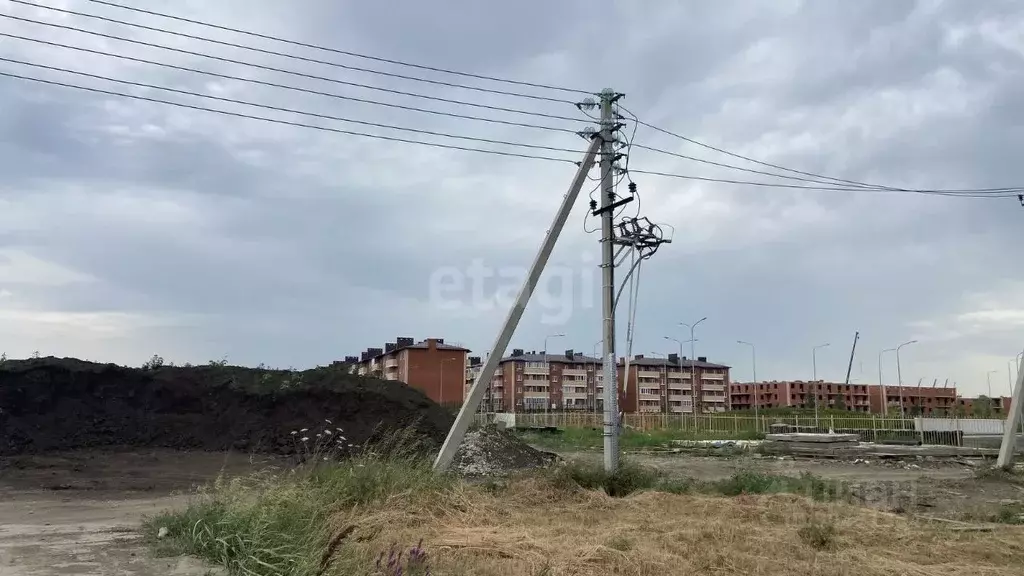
[{"left": 844, "top": 331, "right": 860, "bottom": 385}]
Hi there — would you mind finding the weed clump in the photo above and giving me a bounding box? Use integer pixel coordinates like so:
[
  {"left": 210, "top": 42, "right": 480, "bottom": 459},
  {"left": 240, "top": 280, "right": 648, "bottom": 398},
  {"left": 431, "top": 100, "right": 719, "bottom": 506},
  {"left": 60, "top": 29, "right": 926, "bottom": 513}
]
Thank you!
[
  {"left": 550, "top": 459, "right": 660, "bottom": 497},
  {"left": 146, "top": 426, "right": 452, "bottom": 576},
  {"left": 798, "top": 519, "right": 838, "bottom": 550}
]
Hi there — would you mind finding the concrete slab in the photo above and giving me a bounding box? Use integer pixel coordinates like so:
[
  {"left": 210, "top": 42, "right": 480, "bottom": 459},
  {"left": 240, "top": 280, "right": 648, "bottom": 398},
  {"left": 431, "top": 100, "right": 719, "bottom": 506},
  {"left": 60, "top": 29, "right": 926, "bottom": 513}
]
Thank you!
[{"left": 765, "top": 433, "right": 860, "bottom": 443}]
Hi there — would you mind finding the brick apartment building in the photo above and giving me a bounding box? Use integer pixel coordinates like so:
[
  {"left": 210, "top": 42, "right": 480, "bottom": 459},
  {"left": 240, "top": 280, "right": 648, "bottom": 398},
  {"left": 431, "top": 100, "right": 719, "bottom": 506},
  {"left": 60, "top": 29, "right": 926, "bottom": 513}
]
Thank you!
[
  {"left": 729, "top": 381, "right": 873, "bottom": 412},
  {"left": 869, "top": 385, "right": 958, "bottom": 415},
  {"left": 346, "top": 337, "right": 469, "bottom": 406},
  {"left": 727, "top": 381, "right": 960, "bottom": 415},
  {"left": 620, "top": 354, "right": 730, "bottom": 414},
  {"left": 464, "top": 348, "right": 605, "bottom": 413},
  {"left": 464, "top": 349, "right": 731, "bottom": 414},
  {"left": 954, "top": 395, "right": 1013, "bottom": 417}
]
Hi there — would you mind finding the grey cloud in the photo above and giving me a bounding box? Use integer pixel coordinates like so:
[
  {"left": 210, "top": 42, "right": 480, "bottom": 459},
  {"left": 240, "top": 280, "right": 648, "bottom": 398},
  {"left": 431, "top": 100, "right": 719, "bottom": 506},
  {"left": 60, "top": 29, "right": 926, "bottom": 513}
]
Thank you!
[{"left": 1, "top": 0, "right": 1022, "bottom": 394}]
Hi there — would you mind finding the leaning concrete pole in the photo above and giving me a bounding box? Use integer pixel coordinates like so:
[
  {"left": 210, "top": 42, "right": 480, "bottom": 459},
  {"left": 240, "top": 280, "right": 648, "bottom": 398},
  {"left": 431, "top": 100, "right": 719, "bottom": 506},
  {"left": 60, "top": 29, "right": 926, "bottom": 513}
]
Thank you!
[
  {"left": 996, "top": 349, "right": 1024, "bottom": 469},
  {"left": 433, "top": 138, "right": 600, "bottom": 471}
]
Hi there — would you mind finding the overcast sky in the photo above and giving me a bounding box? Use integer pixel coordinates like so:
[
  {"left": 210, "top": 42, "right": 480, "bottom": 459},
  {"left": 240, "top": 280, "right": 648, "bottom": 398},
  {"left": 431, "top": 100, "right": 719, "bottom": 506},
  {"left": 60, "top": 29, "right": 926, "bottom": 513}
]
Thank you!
[{"left": 1, "top": 0, "right": 1022, "bottom": 396}]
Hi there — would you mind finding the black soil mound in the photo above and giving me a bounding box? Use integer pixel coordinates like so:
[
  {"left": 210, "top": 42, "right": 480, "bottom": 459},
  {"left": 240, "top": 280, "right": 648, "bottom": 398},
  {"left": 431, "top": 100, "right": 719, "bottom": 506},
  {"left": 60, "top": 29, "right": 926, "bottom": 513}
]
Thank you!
[{"left": 0, "top": 357, "right": 454, "bottom": 456}]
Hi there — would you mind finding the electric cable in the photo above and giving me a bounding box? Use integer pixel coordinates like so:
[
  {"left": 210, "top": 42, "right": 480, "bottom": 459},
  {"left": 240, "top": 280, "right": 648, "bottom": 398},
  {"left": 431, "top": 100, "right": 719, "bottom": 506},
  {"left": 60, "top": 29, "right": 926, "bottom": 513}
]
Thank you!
[
  {"left": 621, "top": 105, "right": 1022, "bottom": 194},
  {"left": 11, "top": 0, "right": 578, "bottom": 104},
  {"left": 0, "top": 69, "right": 579, "bottom": 164},
  {"left": 628, "top": 169, "right": 1021, "bottom": 198},
  {"left": 0, "top": 57, "right": 590, "bottom": 155},
  {"left": 632, "top": 142, "right": 1022, "bottom": 194},
  {"left": 0, "top": 32, "right": 578, "bottom": 135},
  {"left": 0, "top": 13, "right": 592, "bottom": 125},
  {"left": 81, "top": 0, "right": 594, "bottom": 96}
]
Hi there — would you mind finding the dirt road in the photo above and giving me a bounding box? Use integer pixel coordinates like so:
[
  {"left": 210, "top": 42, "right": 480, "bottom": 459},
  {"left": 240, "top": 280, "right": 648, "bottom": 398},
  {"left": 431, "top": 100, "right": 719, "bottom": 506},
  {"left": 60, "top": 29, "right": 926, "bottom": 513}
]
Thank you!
[{"left": 0, "top": 449, "right": 282, "bottom": 576}]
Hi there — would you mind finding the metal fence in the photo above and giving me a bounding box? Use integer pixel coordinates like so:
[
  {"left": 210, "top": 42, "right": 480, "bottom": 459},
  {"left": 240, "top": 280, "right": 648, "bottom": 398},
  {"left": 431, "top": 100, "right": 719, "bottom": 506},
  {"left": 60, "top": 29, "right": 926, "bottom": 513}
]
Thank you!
[{"left": 477, "top": 412, "right": 1023, "bottom": 447}]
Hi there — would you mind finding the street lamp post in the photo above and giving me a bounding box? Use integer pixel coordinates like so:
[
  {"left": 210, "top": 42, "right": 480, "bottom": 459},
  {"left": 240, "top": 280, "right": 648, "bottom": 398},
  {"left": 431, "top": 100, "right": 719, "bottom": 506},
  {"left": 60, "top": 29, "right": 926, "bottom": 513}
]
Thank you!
[
  {"left": 737, "top": 340, "right": 758, "bottom": 426},
  {"left": 680, "top": 317, "right": 707, "bottom": 412},
  {"left": 544, "top": 333, "right": 565, "bottom": 411},
  {"left": 987, "top": 370, "right": 999, "bottom": 414},
  {"left": 895, "top": 340, "right": 917, "bottom": 419},
  {"left": 878, "top": 348, "right": 896, "bottom": 416},
  {"left": 812, "top": 343, "right": 830, "bottom": 427},
  {"left": 592, "top": 339, "right": 602, "bottom": 414}
]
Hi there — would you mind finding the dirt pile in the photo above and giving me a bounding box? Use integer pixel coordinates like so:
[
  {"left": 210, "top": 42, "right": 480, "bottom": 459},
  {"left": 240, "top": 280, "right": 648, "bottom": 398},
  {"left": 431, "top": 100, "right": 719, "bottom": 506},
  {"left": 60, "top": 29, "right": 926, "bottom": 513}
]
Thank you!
[
  {"left": 0, "top": 357, "right": 454, "bottom": 456},
  {"left": 451, "top": 425, "right": 557, "bottom": 476}
]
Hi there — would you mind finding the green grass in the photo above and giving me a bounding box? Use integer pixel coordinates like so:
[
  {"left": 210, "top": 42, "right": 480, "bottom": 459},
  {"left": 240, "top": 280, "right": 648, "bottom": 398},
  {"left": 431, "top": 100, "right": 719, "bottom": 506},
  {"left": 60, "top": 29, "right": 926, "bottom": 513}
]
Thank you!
[
  {"left": 548, "top": 459, "right": 842, "bottom": 502},
  {"left": 144, "top": 433, "right": 452, "bottom": 576},
  {"left": 517, "top": 426, "right": 763, "bottom": 451},
  {"left": 993, "top": 503, "right": 1024, "bottom": 525}
]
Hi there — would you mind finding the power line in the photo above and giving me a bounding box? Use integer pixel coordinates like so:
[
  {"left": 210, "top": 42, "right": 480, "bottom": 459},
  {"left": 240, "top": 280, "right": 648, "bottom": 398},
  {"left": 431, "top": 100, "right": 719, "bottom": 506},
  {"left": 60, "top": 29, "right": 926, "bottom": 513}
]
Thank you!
[
  {"left": 10, "top": 0, "right": 579, "bottom": 105},
  {"left": 627, "top": 169, "right": 1020, "bottom": 198},
  {"left": 0, "top": 56, "right": 590, "bottom": 155},
  {"left": 1, "top": 65, "right": 1013, "bottom": 201},
  {"left": 82, "top": 0, "right": 594, "bottom": 97},
  {"left": 0, "top": 13, "right": 591, "bottom": 126},
  {"left": 632, "top": 143, "right": 1021, "bottom": 194},
  {"left": 0, "top": 69, "right": 580, "bottom": 164},
  {"left": 0, "top": 32, "right": 578, "bottom": 135},
  {"left": 622, "top": 106, "right": 1022, "bottom": 194}
]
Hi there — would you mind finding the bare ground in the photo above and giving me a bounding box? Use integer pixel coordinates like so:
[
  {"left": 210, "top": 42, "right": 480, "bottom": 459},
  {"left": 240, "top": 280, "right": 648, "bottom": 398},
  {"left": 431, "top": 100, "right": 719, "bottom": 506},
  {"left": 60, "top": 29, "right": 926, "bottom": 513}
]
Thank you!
[
  {"left": 1, "top": 448, "right": 1023, "bottom": 575},
  {"left": 0, "top": 449, "right": 282, "bottom": 576},
  {"left": 559, "top": 449, "right": 1024, "bottom": 521}
]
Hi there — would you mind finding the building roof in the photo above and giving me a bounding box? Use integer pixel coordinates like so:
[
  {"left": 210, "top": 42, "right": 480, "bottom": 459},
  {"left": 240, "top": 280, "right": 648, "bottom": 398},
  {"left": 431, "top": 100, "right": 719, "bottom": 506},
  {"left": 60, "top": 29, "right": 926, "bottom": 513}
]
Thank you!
[
  {"left": 623, "top": 357, "right": 730, "bottom": 369},
  {"left": 355, "top": 338, "right": 470, "bottom": 363},
  {"left": 497, "top": 352, "right": 600, "bottom": 363},
  {"left": 403, "top": 341, "right": 471, "bottom": 352}
]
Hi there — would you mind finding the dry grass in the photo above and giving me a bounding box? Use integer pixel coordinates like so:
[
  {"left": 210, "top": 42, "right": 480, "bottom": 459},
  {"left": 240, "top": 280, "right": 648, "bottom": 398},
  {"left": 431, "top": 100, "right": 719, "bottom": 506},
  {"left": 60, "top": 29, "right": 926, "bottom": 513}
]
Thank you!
[{"left": 336, "top": 478, "right": 1024, "bottom": 576}]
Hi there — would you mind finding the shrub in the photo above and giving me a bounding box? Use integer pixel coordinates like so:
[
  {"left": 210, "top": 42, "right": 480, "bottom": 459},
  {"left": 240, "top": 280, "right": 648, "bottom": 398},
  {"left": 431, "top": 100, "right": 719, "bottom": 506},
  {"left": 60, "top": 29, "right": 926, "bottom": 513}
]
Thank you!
[
  {"left": 550, "top": 459, "right": 660, "bottom": 497},
  {"left": 798, "top": 519, "right": 837, "bottom": 550}
]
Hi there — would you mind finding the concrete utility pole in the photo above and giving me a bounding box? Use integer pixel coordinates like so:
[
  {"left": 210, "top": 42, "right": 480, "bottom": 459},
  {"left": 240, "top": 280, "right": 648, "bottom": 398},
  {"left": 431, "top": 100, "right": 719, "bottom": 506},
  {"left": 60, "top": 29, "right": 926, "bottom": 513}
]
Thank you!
[
  {"left": 680, "top": 317, "right": 707, "bottom": 412},
  {"left": 996, "top": 349, "right": 1024, "bottom": 468},
  {"left": 432, "top": 137, "right": 601, "bottom": 471},
  {"left": 599, "top": 88, "right": 622, "bottom": 473},
  {"left": 895, "top": 339, "right": 917, "bottom": 419},
  {"left": 987, "top": 369, "right": 998, "bottom": 399},
  {"left": 878, "top": 347, "right": 896, "bottom": 416},
  {"left": 737, "top": 340, "right": 758, "bottom": 424},
  {"left": 812, "top": 342, "right": 829, "bottom": 427}
]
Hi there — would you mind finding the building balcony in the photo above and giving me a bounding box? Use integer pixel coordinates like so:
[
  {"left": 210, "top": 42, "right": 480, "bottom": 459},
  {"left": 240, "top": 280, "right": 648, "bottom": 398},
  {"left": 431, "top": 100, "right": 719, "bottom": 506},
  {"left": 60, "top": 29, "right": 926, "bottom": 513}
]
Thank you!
[
  {"left": 702, "top": 395, "right": 726, "bottom": 403},
  {"left": 523, "top": 366, "right": 549, "bottom": 375},
  {"left": 562, "top": 368, "right": 586, "bottom": 377},
  {"left": 384, "top": 359, "right": 398, "bottom": 368},
  {"left": 637, "top": 370, "right": 662, "bottom": 379},
  {"left": 702, "top": 383, "right": 726, "bottom": 392},
  {"left": 702, "top": 373, "right": 725, "bottom": 380}
]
